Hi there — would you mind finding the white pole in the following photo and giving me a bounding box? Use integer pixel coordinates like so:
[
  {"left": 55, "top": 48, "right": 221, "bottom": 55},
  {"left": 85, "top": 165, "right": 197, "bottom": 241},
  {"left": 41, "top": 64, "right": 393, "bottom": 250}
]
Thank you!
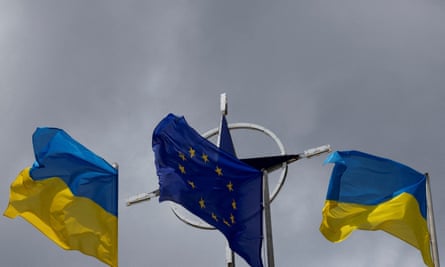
[
  {"left": 219, "top": 93, "right": 235, "bottom": 267},
  {"left": 263, "top": 170, "right": 275, "bottom": 267},
  {"left": 112, "top": 162, "right": 119, "bottom": 267},
  {"left": 425, "top": 173, "right": 440, "bottom": 267},
  {"left": 225, "top": 241, "right": 235, "bottom": 267}
]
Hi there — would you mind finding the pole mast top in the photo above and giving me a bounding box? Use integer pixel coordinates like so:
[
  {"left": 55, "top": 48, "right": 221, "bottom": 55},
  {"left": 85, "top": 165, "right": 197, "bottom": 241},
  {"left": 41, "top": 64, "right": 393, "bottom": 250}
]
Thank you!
[{"left": 220, "top": 93, "right": 228, "bottom": 115}]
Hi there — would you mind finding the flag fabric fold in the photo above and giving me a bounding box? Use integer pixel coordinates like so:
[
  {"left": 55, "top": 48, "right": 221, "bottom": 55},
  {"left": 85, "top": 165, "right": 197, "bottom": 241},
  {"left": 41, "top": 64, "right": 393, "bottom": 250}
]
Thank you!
[
  {"left": 152, "top": 113, "right": 263, "bottom": 267},
  {"left": 219, "top": 115, "right": 236, "bottom": 156},
  {"left": 320, "top": 150, "right": 433, "bottom": 267},
  {"left": 4, "top": 127, "right": 118, "bottom": 267}
]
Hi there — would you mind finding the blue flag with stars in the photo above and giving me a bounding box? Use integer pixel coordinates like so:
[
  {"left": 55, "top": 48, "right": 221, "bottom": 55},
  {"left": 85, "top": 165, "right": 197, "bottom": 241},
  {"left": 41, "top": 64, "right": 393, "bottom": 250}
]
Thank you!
[{"left": 153, "top": 114, "right": 263, "bottom": 267}]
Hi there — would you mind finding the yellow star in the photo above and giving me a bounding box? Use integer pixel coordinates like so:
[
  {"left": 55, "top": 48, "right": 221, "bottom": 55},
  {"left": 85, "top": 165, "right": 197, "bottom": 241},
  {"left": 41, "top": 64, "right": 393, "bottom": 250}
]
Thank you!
[
  {"left": 215, "top": 166, "right": 223, "bottom": 176},
  {"left": 226, "top": 181, "right": 234, "bottom": 192},
  {"left": 230, "top": 214, "right": 235, "bottom": 224},
  {"left": 178, "top": 164, "right": 186, "bottom": 174},
  {"left": 187, "top": 180, "right": 196, "bottom": 189},
  {"left": 223, "top": 219, "right": 231, "bottom": 227},
  {"left": 211, "top": 213, "right": 218, "bottom": 222},
  {"left": 178, "top": 152, "right": 187, "bottom": 161},
  {"left": 199, "top": 197, "right": 206, "bottom": 209},
  {"left": 201, "top": 153, "right": 209, "bottom": 163},
  {"left": 231, "top": 199, "right": 237, "bottom": 210},
  {"left": 189, "top": 147, "right": 196, "bottom": 158}
]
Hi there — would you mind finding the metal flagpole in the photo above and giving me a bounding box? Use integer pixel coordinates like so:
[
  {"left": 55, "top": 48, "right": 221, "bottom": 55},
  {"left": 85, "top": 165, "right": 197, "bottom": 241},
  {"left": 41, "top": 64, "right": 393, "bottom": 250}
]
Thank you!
[
  {"left": 425, "top": 173, "right": 440, "bottom": 267},
  {"left": 112, "top": 162, "right": 119, "bottom": 267},
  {"left": 225, "top": 244, "right": 235, "bottom": 267},
  {"left": 218, "top": 93, "right": 236, "bottom": 267},
  {"left": 263, "top": 170, "right": 275, "bottom": 267}
]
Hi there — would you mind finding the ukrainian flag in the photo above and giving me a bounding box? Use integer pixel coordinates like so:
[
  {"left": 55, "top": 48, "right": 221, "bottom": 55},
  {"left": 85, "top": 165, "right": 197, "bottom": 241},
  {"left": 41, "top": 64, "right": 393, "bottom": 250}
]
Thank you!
[
  {"left": 4, "top": 128, "right": 118, "bottom": 267},
  {"left": 320, "top": 151, "right": 433, "bottom": 267}
]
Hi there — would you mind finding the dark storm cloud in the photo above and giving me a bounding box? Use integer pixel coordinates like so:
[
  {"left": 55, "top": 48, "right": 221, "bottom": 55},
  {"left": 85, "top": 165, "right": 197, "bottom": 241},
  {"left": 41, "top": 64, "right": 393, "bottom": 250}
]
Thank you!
[{"left": 1, "top": 1, "right": 444, "bottom": 266}]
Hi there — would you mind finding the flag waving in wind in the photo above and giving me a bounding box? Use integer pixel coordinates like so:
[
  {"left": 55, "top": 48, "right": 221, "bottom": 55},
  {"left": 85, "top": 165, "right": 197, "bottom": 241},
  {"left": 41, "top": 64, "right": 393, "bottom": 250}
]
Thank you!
[
  {"left": 320, "top": 150, "right": 433, "bottom": 267},
  {"left": 4, "top": 127, "right": 118, "bottom": 267},
  {"left": 219, "top": 115, "right": 236, "bottom": 156},
  {"left": 152, "top": 114, "right": 263, "bottom": 267}
]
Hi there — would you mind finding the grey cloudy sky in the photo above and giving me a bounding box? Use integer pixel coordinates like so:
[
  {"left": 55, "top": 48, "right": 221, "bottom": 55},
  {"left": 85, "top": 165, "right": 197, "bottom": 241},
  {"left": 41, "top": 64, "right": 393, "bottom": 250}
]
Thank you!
[{"left": 1, "top": 1, "right": 444, "bottom": 266}]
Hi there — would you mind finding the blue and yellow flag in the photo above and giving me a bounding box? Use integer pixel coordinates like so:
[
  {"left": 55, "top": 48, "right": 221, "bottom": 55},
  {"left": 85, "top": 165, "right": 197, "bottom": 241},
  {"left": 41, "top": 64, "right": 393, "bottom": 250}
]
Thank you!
[
  {"left": 4, "top": 127, "right": 118, "bottom": 267},
  {"left": 320, "top": 150, "right": 433, "bottom": 267},
  {"left": 153, "top": 114, "right": 263, "bottom": 267}
]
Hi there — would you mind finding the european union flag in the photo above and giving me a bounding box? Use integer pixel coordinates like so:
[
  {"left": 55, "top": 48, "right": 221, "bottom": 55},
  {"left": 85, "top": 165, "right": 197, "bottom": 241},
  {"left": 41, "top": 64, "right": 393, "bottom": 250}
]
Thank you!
[{"left": 153, "top": 114, "right": 263, "bottom": 267}]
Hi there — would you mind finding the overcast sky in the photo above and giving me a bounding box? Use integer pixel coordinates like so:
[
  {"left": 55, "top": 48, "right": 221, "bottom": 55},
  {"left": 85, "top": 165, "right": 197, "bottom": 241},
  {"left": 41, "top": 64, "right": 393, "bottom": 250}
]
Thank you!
[{"left": 1, "top": 1, "right": 445, "bottom": 266}]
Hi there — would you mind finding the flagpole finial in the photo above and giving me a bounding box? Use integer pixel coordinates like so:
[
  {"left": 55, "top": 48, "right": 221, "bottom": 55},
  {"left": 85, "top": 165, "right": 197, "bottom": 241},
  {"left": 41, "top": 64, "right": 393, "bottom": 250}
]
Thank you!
[
  {"left": 220, "top": 93, "right": 228, "bottom": 115},
  {"left": 126, "top": 189, "right": 160, "bottom": 206},
  {"left": 303, "top": 145, "right": 331, "bottom": 158}
]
